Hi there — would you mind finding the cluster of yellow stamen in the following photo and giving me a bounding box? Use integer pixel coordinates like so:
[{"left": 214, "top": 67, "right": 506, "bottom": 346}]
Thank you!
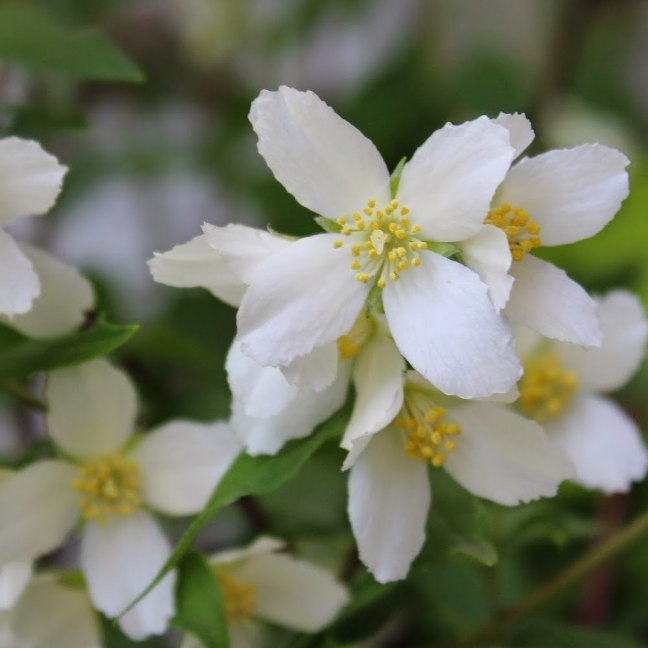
[
  {"left": 332, "top": 198, "right": 427, "bottom": 287},
  {"left": 485, "top": 203, "right": 541, "bottom": 262},
  {"left": 72, "top": 453, "right": 143, "bottom": 524},
  {"left": 336, "top": 314, "right": 375, "bottom": 360},
  {"left": 519, "top": 356, "right": 578, "bottom": 423},
  {"left": 216, "top": 571, "right": 256, "bottom": 625},
  {"left": 396, "top": 405, "right": 461, "bottom": 467}
]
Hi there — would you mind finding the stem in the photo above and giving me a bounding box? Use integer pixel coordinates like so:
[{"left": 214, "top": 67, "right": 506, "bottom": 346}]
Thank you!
[
  {"left": 0, "top": 379, "right": 47, "bottom": 411},
  {"left": 450, "top": 507, "right": 648, "bottom": 648}
]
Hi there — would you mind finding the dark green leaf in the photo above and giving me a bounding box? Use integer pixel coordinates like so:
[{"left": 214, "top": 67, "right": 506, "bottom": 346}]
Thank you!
[
  {"left": 0, "top": 3, "right": 143, "bottom": 81},
  {"left": 119, "top": 406, "right": 350, "bottom": 618},
  {"left": 0, "top": 317, "right": 138, "bottom": 378},
  {"left": 514, "top": 620, "right": 648, "bottom": 648},
  {"left": 173, "top": 551, "right": 230, "bottom": 648}
]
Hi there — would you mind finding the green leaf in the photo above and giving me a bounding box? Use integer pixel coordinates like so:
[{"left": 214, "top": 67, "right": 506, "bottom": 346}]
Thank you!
[
  {"left": 119, "top": 406, "right": 350, "bottom": 618},
  {"left": 172, "top": 551, "right": 230, "bottom": 648},
  {"left": 0, "top": 3, "right": 143, "bottom": 82},
  {"left": 99, "top": 615, "right": 159, "bottom": 648},
  {"left": 514, "top": 620, "right": 648, "bottom": 648},
  {"left": 389, "top": 157, "right": 407, "bottom": 198},
  {"left": 449, "top": 536, "right": 498, "bottom": 566},
  {"left": 0, "top": 317, "right": 138, "bottom": 379}
]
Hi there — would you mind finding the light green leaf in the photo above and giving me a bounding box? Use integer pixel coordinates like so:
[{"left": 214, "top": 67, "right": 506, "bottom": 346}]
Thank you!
[
  {"left": 0, "top": 3, "right": 143, "bottom": 82},
  {"left": 172, "top": 551, "right": 230, "bottom": 648},
  {"left": 0, "top": 317, "right": 138, "bottom": 379},
  {"left": 119, "top": 406, "right": 350, "bottom": 619}
]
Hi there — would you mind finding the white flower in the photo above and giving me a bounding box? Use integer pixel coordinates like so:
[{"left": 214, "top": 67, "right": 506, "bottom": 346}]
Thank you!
[
  {"left": 230, "top": 86, "right": 522, "bottom": 399},
  {"left": 0, "top": 138, "right": 67, "bottom": 319},
  {"left": 460, "top": 113, "right": 629, "bottom": 346},
  {"left": 2, "top": 574, "right": 100, "bottom": 648},
  {"left": 0, "top": 359, "right": 242, "bottom": 640},
  {"left": 181, "top": 537, "right": 349, "bottom": 648},
  {"left": 345, "top": 369, "right": 574, "bottom": 583},
  {"left": 512, "top": 290, "right": 648, "bottom": 493}
]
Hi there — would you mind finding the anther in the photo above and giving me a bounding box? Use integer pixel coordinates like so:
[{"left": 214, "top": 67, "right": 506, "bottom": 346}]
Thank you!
[{"left": 333, "top": 240, "right": 343, "bottom": 249}]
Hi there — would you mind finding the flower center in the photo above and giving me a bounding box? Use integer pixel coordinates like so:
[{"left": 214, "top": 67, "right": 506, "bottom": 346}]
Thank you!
[
  {"left": 518, "top": 356, "right": 578, "bottom": 423},
  {"left": 396, "top": 391, "right": 461, "bottom": 467},
  {"left": 72, "top": 453, "right": 143, "bottom": 524},
  {"left": 332, "top": 198, "right": 427, "bottom": 288},
  {"left": 485, "top": 203, "right": 541, "bottom": 262},
  {"left": 337, "top": 314, "right": 375, "bottom": 359},
  {"left": 216, "top": 571, "right": 256, "bottom": 625}
]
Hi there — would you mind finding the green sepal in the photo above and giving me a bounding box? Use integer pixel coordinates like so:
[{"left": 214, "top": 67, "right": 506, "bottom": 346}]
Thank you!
[
  {"left": 425, "top": 241, "right": 460, "bottom": 258},
  {"left": 316, "top": 217, "right": 343, "bottom": 234},
  {"left": 364, "top": 282, "right": 384, "bottom": 318},
  {"left": 389, "top": 157, "right": 407, "bottom": 199}
]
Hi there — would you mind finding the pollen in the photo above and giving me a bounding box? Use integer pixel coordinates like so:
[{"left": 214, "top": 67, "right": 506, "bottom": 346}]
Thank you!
[
  {"left": 216, "top": 571, "right": 256, "bottom": 625},
  {"left": 72, "top": 453, "right": 143, "bottom": 524},
  {"left": 518, "top": 355, "right": 578, "bottom": 423},
  {"left": 485, "top": 203, "right": 542, "bottom": 262}
]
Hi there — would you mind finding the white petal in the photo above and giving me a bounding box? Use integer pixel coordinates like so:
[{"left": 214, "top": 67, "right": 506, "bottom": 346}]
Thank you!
[
  {"left": 498, "top": 144, "right": 629, "bottom": 246},
  {"left": 348, "top": 430, "right": 430, "bottom": 583},
  {"left": 249, "top": 87, "right": 390, "bottom": 220},
  {"left": 511, "top": 325, "right": 543, "bottom": 361},
  {"left": 0, "top": 230, "right": 39, "bottom": 318},
  {"left": 209, "top": 536, "right": 285, "bottom": 566},
  {"left": 81, "top": 511, "right": 176, "bottom": 641},
  {"left": 46, "top": 359, "right": 137, "bottom": 462},
  {"left": 398, "top": 117, "right": 514, "bottom": 242},
  {"left": 203, "top": 223, "right": 291, "bottom": 285},
  {"left": 383, "top": 251, "right": 521, "bottom": 399},
  {"left": 279, "top": 341, "right": 339, "bottom": 393},
  {"left": 232, "top": 553, "right": 349, "bottom": 632},
  {"left": 237, "top": 233, "right": 369, "bottom": 367},
  {"left": 229, "top": 624, "right": 263, "bottom": 648},
  {"left": 0, "top": 562, "right": 32, "bottom": 610},
  {"left": 548, "top": 395, "right": 648, "bottom": 493},
  {"left": 132, "top": 420, "right": 242, "bottom": 516},
  {"left": 227, "top": 340, "right": 297, "bottom": 418},
  {"left": 6, "top": 245, "right": 93, "bottom": 338},
  {"left": 493, "top": 113, "right": 535, "bottom": 159},
  {"left": 0, "top": 460, "right": 78, "bottom": 563},
  {"left": 444, "top": 402, "right": 574, "bottom": 505},
  {"left": 0, "top": 137, "right": 66, "bottom": 224},
  {"left": 555, "top": 290, "right": 648, "bottom": 393},
  {"left": 148, "top": 233, "right": 245, "bottom": 308},
  {"left": 12, "top": 577, "right": 100, "bottom": 648},
  {"left": 231, "top": 360, "right": 350, "bottom": 455},
  {"left": 506, "top": 255, "right": 602, "bottom": 347},
  {"left": 459, "top": 224, "right": 514, "bottom": 311},
  {"left": 341, "top": 326, "right": 404, "bottom": 450}
]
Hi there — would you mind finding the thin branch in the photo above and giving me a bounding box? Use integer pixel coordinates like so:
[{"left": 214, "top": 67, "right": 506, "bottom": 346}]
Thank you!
[{"left": 0, "top": 379, "right": 47, "bottom": 411}]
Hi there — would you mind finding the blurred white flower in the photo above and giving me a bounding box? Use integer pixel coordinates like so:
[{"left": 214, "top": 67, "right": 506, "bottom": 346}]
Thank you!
[
  {"left": 460, "top": 113, "right": 629, "bottom": 347},
  {"left": 236, "top": 86, "right": 521, "bottom": 399},
  {"left": 0, "top": 138, "right": 66, "bottom": 319},
  {"left": 182, "top": 537, "right": 349, "bottom": 648},
  {"left": 513, "top": 290, "right": 648, "bottom": 493},
  {"left": 0, "top": 359, "right": 242, "bottom": 640},
  {"left": 345, "top": 369, "right": 574, "bottom": 582}
]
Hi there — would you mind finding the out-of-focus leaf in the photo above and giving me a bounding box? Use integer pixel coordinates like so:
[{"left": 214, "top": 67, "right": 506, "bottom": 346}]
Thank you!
[
  {"left": 514, "top": 620, "right": 648, "bottom": 648},
  {"left": 119, "top": 406, "right": 350, "bottom": 618},
  {"left": 172, "top": 551, "right": 229, "bottom": 648},
  {"left": 0, "top": 3, "right": 143, "bottom": 81},
  {"left": 0, "top": 317, "right": 138, "bottom": 378},
  {"left": 99, "top": 615, "right": 158, "bottom": 648},
  {"left": 449, "top": 536, "right": 498, "bottom": 566}
]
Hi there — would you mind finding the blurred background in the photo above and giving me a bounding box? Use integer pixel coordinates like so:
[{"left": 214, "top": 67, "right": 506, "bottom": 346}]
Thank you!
[{"left": 3, "top": 0, "right": 648, "bottom": 646}]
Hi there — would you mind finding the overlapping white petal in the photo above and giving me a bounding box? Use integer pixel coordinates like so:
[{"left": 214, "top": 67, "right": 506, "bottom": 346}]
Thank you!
[
  {"left": 0, "top": 562, "right": 32, "bottom": 611},
  {"left": 383, "top": 251, "right": 521, "bottom": 398},
  {"left": 398, "top": 117, "right": 514, "bottom": 242},
  {"left": 444, "top": 402, "right": 575, "bottom": 505},
  {"left": 279, "top": 341, "right": 339, "bottom": 392},
  {"left": 231, "top": 552, "right": 349, "bottom": 632},
  {"left": 348, "top": 429, "right": 430, "bottom": 583},
  {"left": 493, "top": 113, "right": 535, "bottom": 159},
  {"left": 0, "top": 137, "right": 66, "bottom": 225},
  {"left": 6, "top": 245, "right": 93, "bottom": 338},
  {"left": 548, "top": 395, "right": 648, "bottom": 493},
  {"left": 0, "top": 230, "right": 39, "bottom": 318},
  {"left": 46, "top": 359, "right": 137, "bottom": 462},
  {"left": 556, "top": 290, "right": 648, "bottom": 393},
  {"left": 249, "top": 87, "right": 390, "bottom": 220},
  {"left": 237, "top": 233, "right": 369, "bottom": 367},
  {"left": 80, "top": 511, "right": 176, "bottom": 641},
  {"left": 132, "top": 420, "right": 241, "bottom": 516},
  {"left": 506, "top": 255, "right": 602, "bottom": 347},
  {"left": 498, "top": 144, "right": 629, "bottom": 246},
  {"left": 0, "top": 461, "right": 79, "bottom": 563},
  {"left": 148, "top": 233, "right": 246, "bottom": 307}
]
